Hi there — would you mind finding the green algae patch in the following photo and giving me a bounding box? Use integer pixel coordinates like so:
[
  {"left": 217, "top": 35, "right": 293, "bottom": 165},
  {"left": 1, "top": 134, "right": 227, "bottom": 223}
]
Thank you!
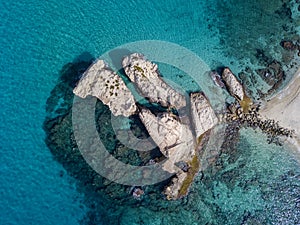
[
  {"left": 178, "top": 155, "right": 200, "bottom": 198},
  {"left": 178, "top": 132, "right": 208, "bottom": 198},
  {"left": 133, "top": 65, "right": 147, "bottom": 78},
  {"left": 196, "top": 133, "right": 205, "bottom": 146},
  {"left": 239, "top": 95, "right": 253, "bottom": 113},
  {"left": 134, "top": 65, "right": 144, "bottom": 73}
]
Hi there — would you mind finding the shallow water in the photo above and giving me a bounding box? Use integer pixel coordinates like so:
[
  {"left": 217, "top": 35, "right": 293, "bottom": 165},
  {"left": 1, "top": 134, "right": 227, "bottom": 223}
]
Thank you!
[{"left": 1, "top": 0, "right": 300, "bottom": 224}]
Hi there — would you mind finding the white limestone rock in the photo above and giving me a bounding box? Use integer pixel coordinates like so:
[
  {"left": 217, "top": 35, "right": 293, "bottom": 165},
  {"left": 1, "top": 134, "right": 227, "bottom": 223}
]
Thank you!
[
  {"left": 190, "top": 92, "right": 218, "bottom": 139},
  {"left": 222, "top": 67, "right": 245, "bottom": 101},
  {"left": 73, "top": 54, "right": 219, "bottom": 200},
  {"left": 122, "top": 53, "right": 186, "bottom": 109},
  {"left": 73, "top": 59, "right": 137, "bottom": 117},
  {"left": 138, "top": 108, "right": 195, "bottom": 174}
]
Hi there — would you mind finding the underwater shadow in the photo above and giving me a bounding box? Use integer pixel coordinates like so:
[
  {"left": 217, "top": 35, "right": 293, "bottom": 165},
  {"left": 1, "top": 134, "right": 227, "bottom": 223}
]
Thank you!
[{"left": 42, "top": 52, "right": 180, "bottom": 225}]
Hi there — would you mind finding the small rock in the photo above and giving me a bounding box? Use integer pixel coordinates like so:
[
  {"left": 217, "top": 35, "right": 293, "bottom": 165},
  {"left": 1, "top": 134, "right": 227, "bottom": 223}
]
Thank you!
[{"left": 280, "top": 40, "right": 297, "bottom": 51}]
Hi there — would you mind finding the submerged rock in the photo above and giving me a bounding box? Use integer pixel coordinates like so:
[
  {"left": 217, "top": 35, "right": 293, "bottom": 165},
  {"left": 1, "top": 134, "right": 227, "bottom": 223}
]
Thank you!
[
  {"left": 255, "top": 60, "right": 286, "bottom": 98},
  {"left": 280, "top": 40, "right": 297, "bottom": 51},
  {"left": 73, "top": 59, "right": 137, "bottom": 117},
  {"left": 122, "top": 53, "right": 186, "bottom": 109},
  {"left": 256, "top": 60, "right": 285, "bottom": 87},
  {"left": 210, "top": 70, "right": 225, "bottom": 88}
]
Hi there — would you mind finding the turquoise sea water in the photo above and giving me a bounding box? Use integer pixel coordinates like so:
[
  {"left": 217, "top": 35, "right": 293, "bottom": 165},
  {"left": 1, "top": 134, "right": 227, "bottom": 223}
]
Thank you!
[{"left": 1, "top": 0, "right": 300, "bottom": 224}]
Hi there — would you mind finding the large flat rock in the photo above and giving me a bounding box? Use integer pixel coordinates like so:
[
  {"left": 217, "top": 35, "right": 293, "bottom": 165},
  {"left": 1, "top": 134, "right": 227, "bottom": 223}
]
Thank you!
[{"left": 73, "top": 59, "right": 137, "bottom": 117}]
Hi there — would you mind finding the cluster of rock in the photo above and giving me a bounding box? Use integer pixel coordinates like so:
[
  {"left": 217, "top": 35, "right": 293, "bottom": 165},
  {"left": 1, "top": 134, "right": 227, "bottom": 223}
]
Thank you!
[
  {"left": 72, "top": 55, "right": 295, "bottom": 200},
  {"left": 163, "top": 92, "right": 218, "bottom": 200},
  {"left": 138, "top": 108, "right": 195, "bottom": 174},
  {"left": 214, "top": 68, "right": 294, "bottom": 144},
  {"left": 237, "top": 45, "right": 290, "bottom": 100},
  {"left": 219, "top": 103, "right": 294, "bottom": 140},
  {"left": 73, "top": 53, "right": 218, "bottom": 200}
]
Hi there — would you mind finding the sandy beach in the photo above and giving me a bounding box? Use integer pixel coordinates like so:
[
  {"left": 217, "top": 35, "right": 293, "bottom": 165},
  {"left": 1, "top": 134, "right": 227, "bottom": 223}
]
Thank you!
[{"left": 260, "top": 69, "right": 300, "bottom": 151}]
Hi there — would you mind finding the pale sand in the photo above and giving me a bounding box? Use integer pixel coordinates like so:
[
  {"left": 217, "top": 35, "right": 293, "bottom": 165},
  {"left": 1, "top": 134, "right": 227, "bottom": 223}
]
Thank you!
[{"left": 260, "top": 69, "right": 300, "bottom": 151}]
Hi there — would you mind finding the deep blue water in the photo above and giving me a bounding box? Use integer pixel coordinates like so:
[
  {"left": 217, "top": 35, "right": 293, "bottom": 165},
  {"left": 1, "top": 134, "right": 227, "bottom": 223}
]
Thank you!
[{"left": 1, "top": 0, "right": 300, "bottom": 224}]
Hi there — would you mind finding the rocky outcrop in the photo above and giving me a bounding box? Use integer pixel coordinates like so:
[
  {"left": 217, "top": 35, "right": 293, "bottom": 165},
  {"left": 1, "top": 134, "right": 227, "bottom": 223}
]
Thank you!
[
  {"left": 138, "top": 108, "right": 198, "bottom": 200},
  {"left": 222, "top": 67, "right": 245, "bottom": 101},
  {"left": 138, "top": 108, "right": 195, "bottom": 174},
  {"left": 137, "top": 91, "right": 219, "bottom": 199},
  {"left": 221, "top": 67, "right": 253, "bottom": 112},
  {"left": 190, "top": 92, "right": 218, "bottom": 139},
  {"left": 164, "top": 171, "right": 188, "bottom": 200},
  {"left": 122, "top": 53, "right": 186, "bottom": 109},
  {"left": 73, "top": 59, "right": 137, "bottom": 117},
  {"left": 73, "top": 54, "right": 220, "bottom": 200}
]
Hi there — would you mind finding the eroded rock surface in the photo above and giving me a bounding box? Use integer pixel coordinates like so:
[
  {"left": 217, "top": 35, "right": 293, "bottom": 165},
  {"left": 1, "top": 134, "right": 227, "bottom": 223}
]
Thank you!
[
  {"left": 138, "top": 108, "right": 195, "bottom": 174},
  {"left": 164, "top": 171, "right": 188, "bottom": 200},
  {"left": 122, "top": 53, "right": 186, "bottom": 109},
  {"left": 73, "top": 55, "right": 220, "bottom": 200},
  {"left": 190, "top": 92, "right": 218, "bottom": 139},
  {"left": 222, "top": 67, "right": 245, "bottom": 101},
  {"left": 73, "top": 59, "right": 137, "bottom": 117}
]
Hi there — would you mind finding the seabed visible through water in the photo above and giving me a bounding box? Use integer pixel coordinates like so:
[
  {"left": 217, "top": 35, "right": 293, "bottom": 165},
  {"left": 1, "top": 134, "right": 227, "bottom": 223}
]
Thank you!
[{"left": 1, "top": 0, "right": 300, "bottom": 224}]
